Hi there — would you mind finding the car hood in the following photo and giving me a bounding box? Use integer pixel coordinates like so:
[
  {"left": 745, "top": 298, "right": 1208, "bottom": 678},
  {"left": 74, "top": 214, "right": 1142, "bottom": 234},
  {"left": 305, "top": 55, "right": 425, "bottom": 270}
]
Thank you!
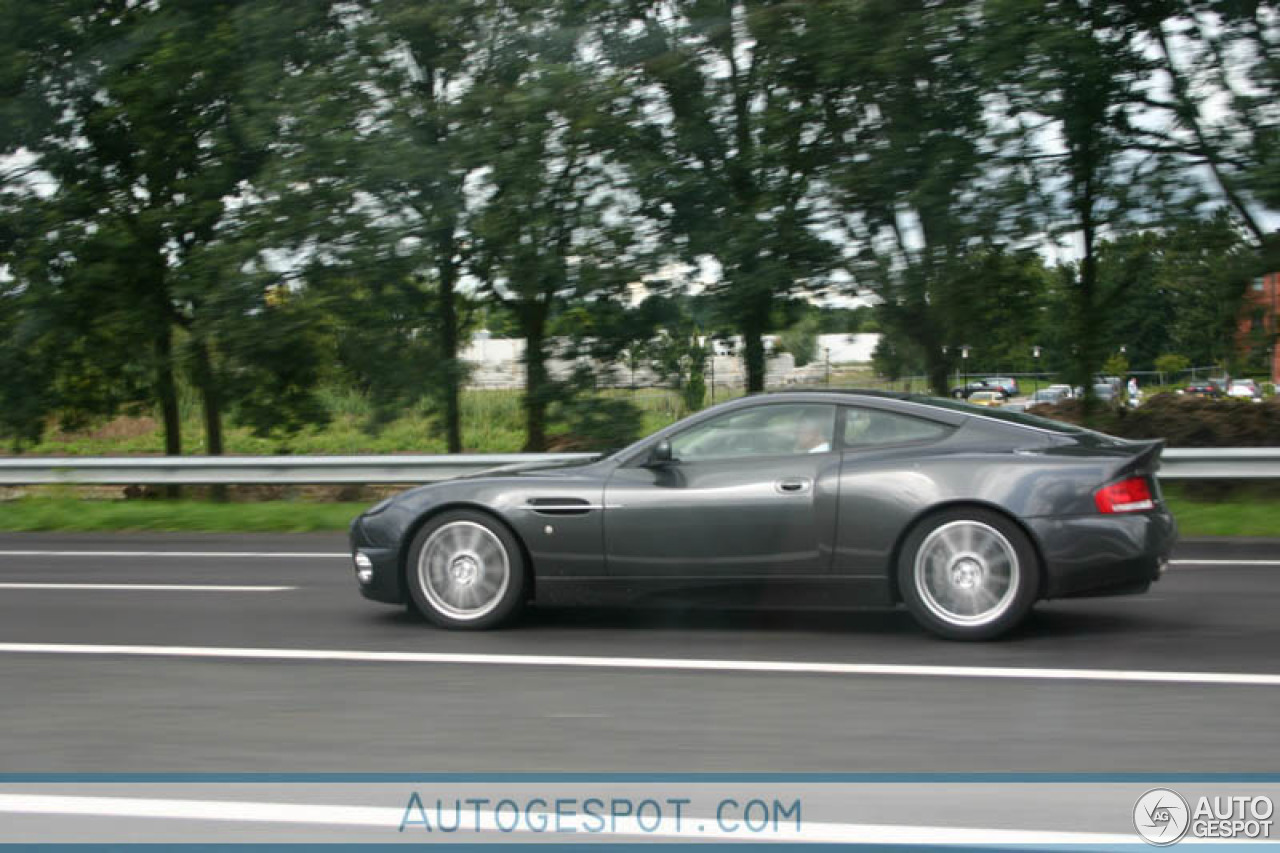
[{"left": 452, "top": 457, "right": 605, "bottom": 481}]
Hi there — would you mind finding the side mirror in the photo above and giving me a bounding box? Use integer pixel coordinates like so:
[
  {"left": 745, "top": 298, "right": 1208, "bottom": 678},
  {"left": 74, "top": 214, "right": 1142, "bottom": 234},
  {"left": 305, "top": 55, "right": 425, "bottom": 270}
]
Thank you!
[{"left": 648, "top": 439, "right": 675, "bottom": 466}]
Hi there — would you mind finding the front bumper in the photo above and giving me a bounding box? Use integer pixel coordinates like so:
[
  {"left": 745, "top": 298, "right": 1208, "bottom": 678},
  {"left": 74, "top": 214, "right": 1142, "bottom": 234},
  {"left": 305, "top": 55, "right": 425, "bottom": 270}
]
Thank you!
[
  {"left": 1028, "top": 507, "right": 1177, "bottom": 599},
  {"left": 349, "top": 515, "right": 406, "bottom": 604}
]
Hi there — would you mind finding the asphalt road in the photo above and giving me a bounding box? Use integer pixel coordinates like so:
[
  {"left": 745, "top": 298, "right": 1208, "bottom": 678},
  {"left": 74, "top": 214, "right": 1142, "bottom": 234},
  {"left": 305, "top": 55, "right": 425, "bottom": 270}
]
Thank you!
[{"left": 0, "top": 530, "right": 1278, "bottom": 778}]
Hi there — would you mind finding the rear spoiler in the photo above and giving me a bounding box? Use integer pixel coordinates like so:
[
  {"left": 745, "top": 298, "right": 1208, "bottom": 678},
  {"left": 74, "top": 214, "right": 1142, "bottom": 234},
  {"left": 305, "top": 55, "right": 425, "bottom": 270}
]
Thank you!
[{"left": 1111, "top": 438, "right": 1164, "bottom": 480}]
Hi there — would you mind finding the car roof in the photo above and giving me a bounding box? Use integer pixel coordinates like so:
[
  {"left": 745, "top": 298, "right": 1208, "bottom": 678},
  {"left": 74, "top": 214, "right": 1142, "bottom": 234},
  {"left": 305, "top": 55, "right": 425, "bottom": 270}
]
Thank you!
[{"left": 742, "top": 389, "right": 1087, "bottom": 435}]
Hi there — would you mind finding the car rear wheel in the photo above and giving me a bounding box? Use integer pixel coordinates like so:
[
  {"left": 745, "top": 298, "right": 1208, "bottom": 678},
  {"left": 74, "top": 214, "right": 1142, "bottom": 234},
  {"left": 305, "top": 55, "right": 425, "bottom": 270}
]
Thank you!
[
  {"left": 407, "top": 510, "right": 526, "bottom": 630},
  {"left": 898, "top": 508, "right": 1039, "bottom": 640}
]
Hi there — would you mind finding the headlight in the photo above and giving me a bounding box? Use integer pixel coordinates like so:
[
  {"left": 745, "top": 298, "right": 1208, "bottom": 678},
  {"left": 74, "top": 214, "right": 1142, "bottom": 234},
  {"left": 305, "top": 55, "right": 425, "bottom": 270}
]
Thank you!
[{"left": 353, "top": 552, "right": 374, "bottom": 584}]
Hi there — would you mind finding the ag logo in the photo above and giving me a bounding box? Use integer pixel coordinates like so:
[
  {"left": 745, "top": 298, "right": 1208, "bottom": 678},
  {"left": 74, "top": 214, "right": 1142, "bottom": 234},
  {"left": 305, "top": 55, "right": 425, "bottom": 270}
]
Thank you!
[{"left": 1135, "top": 788, "right": 1190, "bottom": 845}]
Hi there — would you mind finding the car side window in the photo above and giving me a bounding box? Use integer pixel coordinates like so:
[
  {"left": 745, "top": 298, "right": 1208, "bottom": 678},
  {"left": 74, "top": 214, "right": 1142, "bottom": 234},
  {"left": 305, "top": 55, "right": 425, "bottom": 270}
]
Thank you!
[
  {"left": 669, "top": 404, "right": 836, "bottom": 462},
  {"left": 842, "top": 407, "right": 949, "bottom": 449}
]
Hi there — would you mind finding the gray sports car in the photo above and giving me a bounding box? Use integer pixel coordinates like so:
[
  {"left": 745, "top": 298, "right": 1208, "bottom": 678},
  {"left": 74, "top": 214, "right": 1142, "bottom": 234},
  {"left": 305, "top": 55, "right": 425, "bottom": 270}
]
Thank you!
[{"left": 349, "top": 390, "right": 1176, "bottom": 640}]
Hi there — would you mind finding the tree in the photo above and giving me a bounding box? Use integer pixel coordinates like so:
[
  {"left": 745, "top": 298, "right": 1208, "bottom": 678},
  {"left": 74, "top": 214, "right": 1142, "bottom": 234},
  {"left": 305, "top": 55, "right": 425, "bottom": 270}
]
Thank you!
[
  {"left": 984, "top": 0, "right": 1166, "bottom": 412},
  {"left": 466, "top": 6, "right": 646, "bottom": 450},
  {"left": 819, "top": 0, "right": 1023, "bottom": 395},
  {"left": 603, "top": 0, "right": 840, "bottom": 392},
  {"left": 1119, "top": 2, "right": 1277, "bottom": 248},
  {"left": 281, "top": 0, "right": 490, "bottom": 452},
  {"left": 1068, "top": 213, "right": 1256, "bottom": 372},
  {"left": 1154, "top": 353, "right": 1190, "bottom": 385},
  {"left": 0, "top": 1, "right": 339, "bottom": 459}
]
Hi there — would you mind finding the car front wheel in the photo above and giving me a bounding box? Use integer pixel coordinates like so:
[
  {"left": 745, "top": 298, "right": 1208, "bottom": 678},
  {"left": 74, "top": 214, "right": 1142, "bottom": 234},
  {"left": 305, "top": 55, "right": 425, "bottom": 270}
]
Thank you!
[
  {"left": 898, "top": 509, "right": 1039, "bottom": 640},
  {"left": 406, "top": 510, "right": 526, "bottom": 630}
]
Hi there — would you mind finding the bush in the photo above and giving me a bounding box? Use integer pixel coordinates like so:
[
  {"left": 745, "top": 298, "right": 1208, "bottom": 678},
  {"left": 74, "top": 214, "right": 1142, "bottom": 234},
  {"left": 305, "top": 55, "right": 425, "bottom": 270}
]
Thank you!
[
  {"left": 547, "top": 394, "right": 644, "bottom": 452},
  {"left": 1029, "top": 393, "right": 1280, "bottom": 447},
  {"left": 1154, "top": 353, "right": 1190, "bottom": 377}
]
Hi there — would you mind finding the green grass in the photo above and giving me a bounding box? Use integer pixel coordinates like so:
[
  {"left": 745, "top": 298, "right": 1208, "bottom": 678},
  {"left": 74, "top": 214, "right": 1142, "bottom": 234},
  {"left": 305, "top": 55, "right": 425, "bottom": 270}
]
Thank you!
[
  {"left": 8, "top": 387, "right": 698, "bottom": 456},
  {"left": 1161, "top": 490, "right": 1280, "bottom": 538},
  {"left": 1, "top": 490, "right": 1276, "bottom": 536},
  {"left": 0, "top": 498, "right": 368, "bottom": 532}
]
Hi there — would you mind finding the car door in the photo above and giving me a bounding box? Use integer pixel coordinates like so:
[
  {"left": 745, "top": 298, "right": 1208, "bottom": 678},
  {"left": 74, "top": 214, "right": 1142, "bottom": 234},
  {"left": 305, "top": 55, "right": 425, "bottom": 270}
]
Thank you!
[
  {"left": 832, "top": 404, "right": 956, "bottom": 576},
  {"left": 603, "top": 402, "right": 841, "bottom": 577}
]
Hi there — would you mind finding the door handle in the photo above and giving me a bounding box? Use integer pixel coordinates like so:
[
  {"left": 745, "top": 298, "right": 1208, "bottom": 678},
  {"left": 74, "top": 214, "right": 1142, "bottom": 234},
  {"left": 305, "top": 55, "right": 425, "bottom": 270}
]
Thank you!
[{"left": 775, "top": 478, "right": 811, "bottom": 495}]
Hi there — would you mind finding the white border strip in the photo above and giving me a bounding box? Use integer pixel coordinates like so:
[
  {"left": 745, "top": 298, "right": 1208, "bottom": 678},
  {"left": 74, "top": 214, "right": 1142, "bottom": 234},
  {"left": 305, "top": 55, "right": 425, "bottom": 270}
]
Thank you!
[
  {"left": 0, "top": 642, "right": 1277, "bottom": 687},
  {"left": 0, "top": 584, "right": 294, "bottom": 592},
  {"left": 0, "top": 793, "right": 1140, "bottom": 845},
  {"left": 0, "top": 551, "right": 345, "bottom": 559}
]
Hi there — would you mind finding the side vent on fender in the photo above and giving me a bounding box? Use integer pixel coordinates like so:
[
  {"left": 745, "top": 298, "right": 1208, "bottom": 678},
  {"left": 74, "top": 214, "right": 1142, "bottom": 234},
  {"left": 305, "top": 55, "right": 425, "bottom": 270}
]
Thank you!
[{"left": 525, "top": 497, "right": 595, "bottom": 516}]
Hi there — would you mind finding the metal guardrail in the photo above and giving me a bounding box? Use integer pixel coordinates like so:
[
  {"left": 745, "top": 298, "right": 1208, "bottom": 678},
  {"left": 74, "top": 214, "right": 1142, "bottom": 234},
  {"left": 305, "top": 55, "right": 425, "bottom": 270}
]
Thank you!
[
  {"left": 1159, "top": 448, "right": 1280, "bottom": 480},
  {"left": 0, "top": 448, "right": 1276, "bottom": 485},
  {"left": 0, "top": 454, "right": 599, "bottom": 486}
]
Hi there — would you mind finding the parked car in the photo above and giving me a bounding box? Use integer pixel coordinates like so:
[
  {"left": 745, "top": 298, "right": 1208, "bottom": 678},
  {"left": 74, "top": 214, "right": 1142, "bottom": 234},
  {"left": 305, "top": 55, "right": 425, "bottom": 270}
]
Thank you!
[
  {"left": 1228, "top": 379, "right": 1262, "bottom": 401},
  {"left": 949, "top": 380, "right": 995, "bottom": 399},
  {"left": 1181, "top": 383, "right": 1223, "bottom": 399},
  {"left": 349, "top": 390, "right": 1176, "bottom": 641},
  {"left": 1030, "top": 388, "right": 1068, "bottom": 405},
  {"left": 1046, "top": 384, "right": 1074, "bottom": 398},
  {"left": 984, "top": 377, "right": 1020, "bottom": 397},
  {"left": 967, "top": 390, "right": 1005, "bottom": 407},
  {"left": 1093, "top": 383, "right": 1117, "bottom": 403}
]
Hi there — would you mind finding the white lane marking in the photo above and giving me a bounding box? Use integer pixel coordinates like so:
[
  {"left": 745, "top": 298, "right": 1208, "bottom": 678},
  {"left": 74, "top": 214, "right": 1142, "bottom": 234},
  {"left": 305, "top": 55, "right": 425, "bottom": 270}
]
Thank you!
[
  {"left": 0, "top": 551, "right": 345, "bottom": 559},
  {"left": 0, "top": 642, "right": 1277, "bottom": 687},
  {"left": 1171, "top": 559, "right": 1280, "bottom": 566},
  {"left": 0, "top": 793, "right": 1141, "bottom": 845},
  {"left": 0, "top": 584, "right": 293, "bottom": 592}
]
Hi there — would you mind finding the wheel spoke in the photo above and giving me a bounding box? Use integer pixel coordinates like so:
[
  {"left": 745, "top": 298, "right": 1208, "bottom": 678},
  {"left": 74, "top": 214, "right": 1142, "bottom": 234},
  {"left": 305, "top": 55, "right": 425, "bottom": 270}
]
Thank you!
[
  {"left": 914, "top": 520, "right": 1020, "bottom": 628},
  {"left": 418, "top": 521, "right": 511, "bottom": 621}
]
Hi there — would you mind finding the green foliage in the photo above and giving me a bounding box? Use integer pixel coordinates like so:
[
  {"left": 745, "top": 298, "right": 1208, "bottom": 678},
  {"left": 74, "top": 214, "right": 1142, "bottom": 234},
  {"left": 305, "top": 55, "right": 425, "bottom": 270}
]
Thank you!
[
  {"left": 776, "top": 314, "right": 820, "bottom": 368},
  {"left": 1034, "top": 394, "right": 1280, "bottom": 448},
  {"left": 1154, "top": 354, "right": 1191, "bottom": 377},
  {"left": 1103, "top": 353, "right": 1130, "bottom": 378},
  {"left": 550, "top": 391, "right": 644, "bottom": 452},
  {"left": 1, "top": 0, "right": 1277, "bottom": 454},
  {"left": 602, "top": 1, "right": 840, "bottom": 392},
  {"left": 0, "top": 0, "right": 341, "bottom": 453}
]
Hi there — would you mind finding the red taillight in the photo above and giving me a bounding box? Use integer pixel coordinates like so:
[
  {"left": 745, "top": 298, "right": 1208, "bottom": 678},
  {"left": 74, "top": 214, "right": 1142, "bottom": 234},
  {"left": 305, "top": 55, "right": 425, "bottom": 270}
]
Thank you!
[{"left": 1094, "top": 476, "right": 1155, "bottom": 514}]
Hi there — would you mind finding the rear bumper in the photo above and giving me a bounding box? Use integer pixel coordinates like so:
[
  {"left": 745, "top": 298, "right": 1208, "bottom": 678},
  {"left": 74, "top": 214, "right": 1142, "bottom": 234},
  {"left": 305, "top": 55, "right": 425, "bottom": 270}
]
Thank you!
[
  {"left": 1028, "top": 508, "right": 1177, "bottom": 599},
  {"left": 349, "top": 516, "right": 406, "bottom": 604}
]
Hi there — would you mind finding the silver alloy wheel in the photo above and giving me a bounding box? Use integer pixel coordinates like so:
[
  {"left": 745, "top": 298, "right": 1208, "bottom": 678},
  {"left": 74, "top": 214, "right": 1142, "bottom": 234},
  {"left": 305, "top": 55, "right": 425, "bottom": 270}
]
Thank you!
[
  {"left": 913, "top": 520, "right": 1020, "bottom": 627},
  {"left": 418, "top": 521, "right": 511, "bottom": 621}
]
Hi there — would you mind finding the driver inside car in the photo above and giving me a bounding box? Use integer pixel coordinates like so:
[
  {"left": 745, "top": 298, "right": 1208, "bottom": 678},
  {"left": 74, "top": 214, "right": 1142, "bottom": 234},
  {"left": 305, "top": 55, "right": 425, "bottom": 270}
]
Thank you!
[{"left": 795, "top": 414, "right": 832, "bottom": 454}]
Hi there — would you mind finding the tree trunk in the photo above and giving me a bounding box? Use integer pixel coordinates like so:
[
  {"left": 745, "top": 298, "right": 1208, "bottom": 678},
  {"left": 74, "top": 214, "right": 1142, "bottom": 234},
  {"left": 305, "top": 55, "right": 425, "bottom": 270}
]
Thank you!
[
  {"left": 191, "top": 337, "right": 226, "bottom": 501},
  {"left": 1075, "top": 205, "right": 1102, "bottom": 424},
  {"left": 924, "top": 346, "right": 951, "bottom": 397},
  {"left": 522, "top": 303, "right": 549, "bottom": 452},
  {"left": 438, "top": 253, "right": 463, "bottom": 453},
  {"left": 742, "top": 300, "right": 769, "bottom": 393},
  {"left": 154, "top": 325, "right": 182, "bottom": 499}
]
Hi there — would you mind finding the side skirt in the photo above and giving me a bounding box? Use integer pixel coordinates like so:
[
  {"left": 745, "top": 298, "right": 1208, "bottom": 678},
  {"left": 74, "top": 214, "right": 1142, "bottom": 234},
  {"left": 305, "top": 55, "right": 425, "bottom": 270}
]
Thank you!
[{"left": 532, "top": 576, "right": 894, "bottom": 610}]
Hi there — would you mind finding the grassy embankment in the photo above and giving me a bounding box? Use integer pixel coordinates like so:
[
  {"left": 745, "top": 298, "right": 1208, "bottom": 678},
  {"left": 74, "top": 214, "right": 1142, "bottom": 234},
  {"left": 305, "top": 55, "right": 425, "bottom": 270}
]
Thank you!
[
  {"left": 1, "top": 381, "right": 1276, "bottom": 536},
  {"left": 0, "top": 485, "right": 1271, "bottom": 538}
]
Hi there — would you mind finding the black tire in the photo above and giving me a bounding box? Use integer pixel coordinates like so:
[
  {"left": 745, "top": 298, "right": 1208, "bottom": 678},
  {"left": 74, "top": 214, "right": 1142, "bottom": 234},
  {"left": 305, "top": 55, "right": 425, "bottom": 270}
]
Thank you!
[
  {"left": 897, "top": 507, "right": 1039, "bottom": 641},
  {"left": 405, "top": 509, "right": 526, "bottom": 630}
]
